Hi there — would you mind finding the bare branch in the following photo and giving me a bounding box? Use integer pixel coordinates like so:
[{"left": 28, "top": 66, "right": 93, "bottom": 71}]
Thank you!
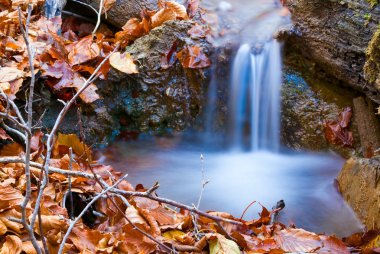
[
  {"left": 92, "top": 0, "right": 104, "bottom": 34},
  {"left": 18, "top": 5, "right": 42, "bottom": 254}
]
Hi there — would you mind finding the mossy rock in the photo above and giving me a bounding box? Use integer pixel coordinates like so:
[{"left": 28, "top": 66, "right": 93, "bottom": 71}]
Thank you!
[{"left": 364, "top": 27, "right": 380, "bottom": 89}]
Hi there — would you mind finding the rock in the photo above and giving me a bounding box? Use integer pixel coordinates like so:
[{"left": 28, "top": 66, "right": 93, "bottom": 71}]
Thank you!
[
  {"left": 79, "top": 0, "right": 157, "bottom": 28},
  {"left": 353, "top": 96, "right": 380, "bottom": 157},
  {"left": 337, "top": 157, "right": 380, "bottom": 230},
  {"left": 43, "top": 20, "right": 210, "bottom": 144},
  {"left": 286, "top": 0, "right": 380, "bottom": 103},
  {"left": 281, "top": 64, "right": 358, "bottom": 157}
]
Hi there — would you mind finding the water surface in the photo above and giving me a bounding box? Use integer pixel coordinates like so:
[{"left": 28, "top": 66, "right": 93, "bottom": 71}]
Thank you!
[{"left": 101, "top": 136, "right": 363, "bottom": 237}]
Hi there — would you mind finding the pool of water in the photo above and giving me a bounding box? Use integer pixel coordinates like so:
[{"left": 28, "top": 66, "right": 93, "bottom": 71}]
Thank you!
[{"left": 100, "top": 135, "right": 363, "bottom": 237}]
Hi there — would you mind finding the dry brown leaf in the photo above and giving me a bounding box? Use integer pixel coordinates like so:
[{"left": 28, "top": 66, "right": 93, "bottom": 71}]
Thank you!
[
  {"left": 72, "top": 72, "right": 100, "bottom": 103},
  {"left": 151, "top": 8, "right": 177, "bottom": 29},
  {"left": 0, "top": 208, "right": 24, "bottom": 234},
  {"left": 274, "top": 228, "right": 323, "bottom": 253},
  {"left": 0, "top": 67, "right": 24, "bottom": 82},
  {"left": 177, "top": 45, "right": 211, "bottom": 69},
  {"left": 110, "top": 52, "right": 138, "bottom": 74},
  {"left": 68, "top": 227, "right": 112, "bottom": 252},
  {"left": 0, "top": 185, "right": 24, "bottom": 212},
  {"left": 158, "top": 0, "right": 189, "bottom": 20},
  {"left": 0, "top": 235, "right": 22, "bottom": 254},
  {"left": 68, "top": 35, "right": 100, "bottom": 66},
  {"left": 22, "top": 241, "right": 43, "bottom": 254}
]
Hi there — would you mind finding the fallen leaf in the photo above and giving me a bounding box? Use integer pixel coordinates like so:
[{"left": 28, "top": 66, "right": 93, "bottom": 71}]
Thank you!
[
  {"left": 56, "top": 133, "right": 92, "bottom": 161},
  {"left": 274, "top": 228, "right": 323, "bottom": 253},
  {"left": 72, "top": 72, "right": 100, "bottom": 103},
  {"left": 208, "top": 234, "right": 240, "bottom": 254},
  {"left": 0, "top": 235, "right": 22, "bottom": 254},
  {"left": 0, "top": 67, "right": 24, "bottom": 82},
  {"left": 68, "top": 35, "right": 100, "bottom": 66},
  {"left": 318, "top": 235, "right": 350, "bottom": 254},
  {"left": 110, "top": 52, "right": 138, "bottom": 74},
  {"left": 0, "top": 185, "right": 24, "bottom": 212},
  {"left": 177, "top": 45, "right": 211, "bottom": 68}
]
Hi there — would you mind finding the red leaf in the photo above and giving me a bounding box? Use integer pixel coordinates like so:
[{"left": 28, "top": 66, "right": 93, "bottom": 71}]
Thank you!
[{"left": 160, "top": 40, "right": 178, "bottom": 69}]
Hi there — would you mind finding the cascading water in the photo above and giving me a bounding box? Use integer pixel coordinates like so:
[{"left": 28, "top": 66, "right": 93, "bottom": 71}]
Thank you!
[
  {"left": 102, "top": 0, "right": 364, "bottom": 236},
  {"left": 229, "top": 41, "right": 282, "bottom": 151}
]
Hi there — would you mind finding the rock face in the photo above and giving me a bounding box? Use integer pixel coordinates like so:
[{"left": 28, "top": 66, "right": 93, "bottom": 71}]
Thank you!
[
  {"left": 337, "top": 157, "right": 380, "bottom": 230},
  {"left": 286, "top": 0, "right": 380, "bottom": 102}
]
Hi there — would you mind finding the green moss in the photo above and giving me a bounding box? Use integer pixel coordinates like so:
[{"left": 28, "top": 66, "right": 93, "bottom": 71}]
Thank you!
[
  {"left": 366, "top": 0, "right": 378, "bottom": 8},
  {"left": 364, "top": 27, "right": 380, "bottom": 87}
]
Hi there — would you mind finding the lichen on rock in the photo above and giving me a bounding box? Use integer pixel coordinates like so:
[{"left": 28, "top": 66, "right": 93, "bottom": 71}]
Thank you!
[{"left": 364, "top": 26, "right": 380, "bottom": 89}]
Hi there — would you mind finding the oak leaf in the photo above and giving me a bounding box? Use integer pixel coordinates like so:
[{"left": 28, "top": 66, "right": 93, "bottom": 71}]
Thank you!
[{"left": 0, "top": 128, "right": 13, "bottom": 141}]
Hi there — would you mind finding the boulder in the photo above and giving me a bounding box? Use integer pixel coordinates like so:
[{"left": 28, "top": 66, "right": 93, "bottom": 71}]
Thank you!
[
  {"left": 40, "top": 20, "right": 211, "bottom": 143},
  {"left": 337, "top": 157, "right": 380, "bottom": 230},
  {"left": 286, "top": 0, "right": 380, "bottom": 103}
]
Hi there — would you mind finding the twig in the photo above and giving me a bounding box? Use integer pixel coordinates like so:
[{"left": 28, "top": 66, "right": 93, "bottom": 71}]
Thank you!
[
  {"left": 68, "top": 148, "right": 74, "bottom": 219},
  {"left": 92, "top": 0, "right": 104, "bottom": 34},
  {"left": 58, "top": 175, "right": 128, "bottom": 254},
  {"left": 18, "top": 5, "right": 43, "bottom": 254},
  {"left": 0, "top": 88, "right": 27, "bottom": 126},
  {"left": 0, "top": 123, "right": 26, "bottom": 141}
]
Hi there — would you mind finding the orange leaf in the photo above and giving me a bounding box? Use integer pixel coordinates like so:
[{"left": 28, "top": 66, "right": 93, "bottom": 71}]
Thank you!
[
  {"left": 0, "top": 235, "right": 22, "bottom": 254},
  {"left": 177, "top": 45, "right": 211, "bottom": 69},
  {"left": 68, "top": 35, "right": 100, "bottom": 66},
  {"left": 274, "top": 228, "right": 323, "bottom": 253}
]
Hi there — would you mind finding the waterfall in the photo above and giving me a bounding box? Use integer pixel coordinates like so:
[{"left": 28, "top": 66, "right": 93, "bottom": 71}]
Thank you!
[{"left": 229, "top": 40, "right": 282, "bottom": 151}]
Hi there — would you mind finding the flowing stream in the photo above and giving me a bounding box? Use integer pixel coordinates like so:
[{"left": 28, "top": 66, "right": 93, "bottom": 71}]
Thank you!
[{"left": 101, "top": 0, "right": 363, "bottom": 237}]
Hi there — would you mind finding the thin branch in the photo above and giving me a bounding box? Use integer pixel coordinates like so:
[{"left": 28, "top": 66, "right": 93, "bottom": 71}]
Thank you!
[
  {"left": 68, "top": 148, "right": 74, "bottom": 219},
  {"left": 18, "top": 5, "right": 42, "bottom": 254},
  {"left": 1, "top": 123, "right": 26, "bottom": 141},
  {"left": 58, "top": 175, "right": 128, "bottom": 254},
  {"left": 0, "top": 112, "right": 31, "bottom": 135},
  {"left": 0, "top": 88, "right": 27, "bottom": 126},
  {"left": 92, "top": 0, "right": 104, "bottom": 34}
]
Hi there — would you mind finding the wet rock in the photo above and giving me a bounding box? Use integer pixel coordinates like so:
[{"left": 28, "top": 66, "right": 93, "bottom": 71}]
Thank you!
[
  {"left": 281, "top": 67, "right": 358, "bottom": 157},
  {"left": 286, "top": 0, "right": 380, "bottom": 103},
  {"left": 337, "top": 157, "right": 380, "bottom": 230},
  {"left": 45, "top": 20, "right": 210, "bottom": 144}
]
